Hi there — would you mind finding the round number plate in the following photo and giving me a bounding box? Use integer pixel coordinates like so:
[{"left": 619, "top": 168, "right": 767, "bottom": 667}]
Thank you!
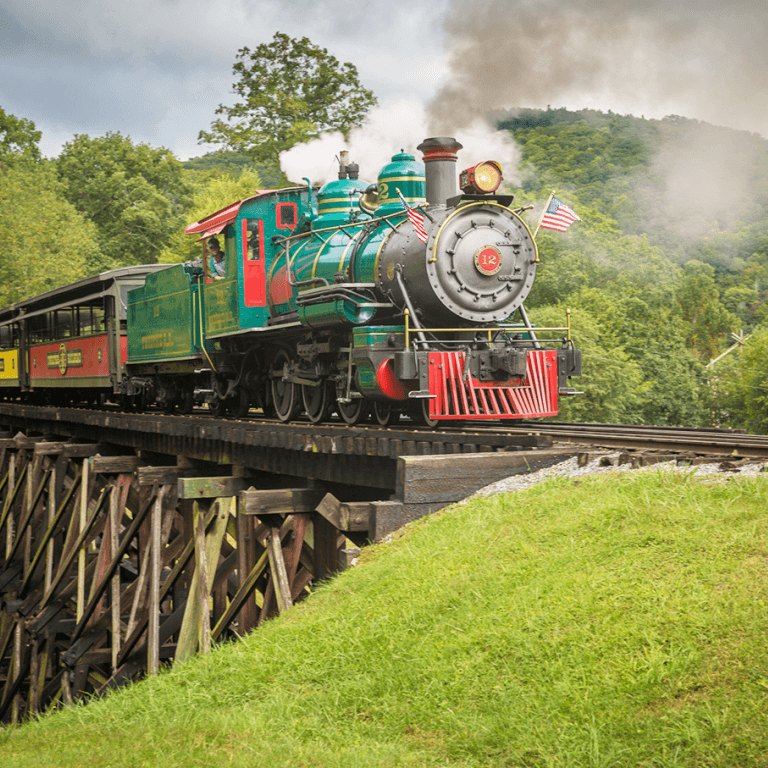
[{"left": 474, "top": 246, "right": 503, "bottom": 276}]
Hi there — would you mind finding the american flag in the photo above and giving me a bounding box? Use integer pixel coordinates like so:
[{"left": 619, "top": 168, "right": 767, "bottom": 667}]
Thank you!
[
  {"left": 397, "top": 189, "right": 428, "bottom": 243},
  {"left": 540, "top": 197, "right": 581, "bottom": 232}
]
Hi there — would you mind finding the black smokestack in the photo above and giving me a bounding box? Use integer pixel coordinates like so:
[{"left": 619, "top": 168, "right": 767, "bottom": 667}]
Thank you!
[{"left": 417, "top": 137, "right": 464, "bottom": 206}]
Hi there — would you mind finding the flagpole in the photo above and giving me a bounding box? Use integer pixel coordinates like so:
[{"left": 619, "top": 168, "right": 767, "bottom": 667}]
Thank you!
[{"left": 533, "top": 190, "right": 557, "bottom": 240}]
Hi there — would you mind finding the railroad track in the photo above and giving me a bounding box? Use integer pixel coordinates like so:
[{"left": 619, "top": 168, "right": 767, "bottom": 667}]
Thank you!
[
  {"left": 497, "top": 421, "right": 768, "bottom": 459},
  {"left": 2, "top": 400, "right": 766, "bottom": 459}
]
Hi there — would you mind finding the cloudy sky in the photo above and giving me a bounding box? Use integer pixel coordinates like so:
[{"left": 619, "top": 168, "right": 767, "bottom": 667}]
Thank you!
[{"left": 2, "top": 0, "right": 768, "bottom": 161}]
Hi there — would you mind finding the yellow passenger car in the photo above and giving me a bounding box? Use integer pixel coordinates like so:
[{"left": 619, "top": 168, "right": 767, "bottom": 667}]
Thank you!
[{"left": 0, "top": 348, "right": 19, "bottom": 388}]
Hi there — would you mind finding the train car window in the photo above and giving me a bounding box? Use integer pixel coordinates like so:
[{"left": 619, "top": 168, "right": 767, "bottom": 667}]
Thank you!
[
  {"left": 118, "top": 286, "right": 131, "bottom": 318},
  {"left": 203, "top": 239, "right": 211, "bottom": 283},
  {"left": 33, "top": 313, "right": 54, "bottom": 342},
  {"left": 93, "top": 304, "right": 105, "bottom": 333},
  {"left": 54, "top": 309, "right": 73, "bottom": 338},
  {"left": 244, "top": 219, "right": 264, "bottom": 261},
  {"left": 30, "top": 315, "right": 44, "bottom": 342},
  {"left": 78, "top": 305, "right": 96, "bottom": 335}
]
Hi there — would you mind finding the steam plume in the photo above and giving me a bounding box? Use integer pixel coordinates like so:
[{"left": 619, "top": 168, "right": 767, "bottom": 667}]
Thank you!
[
  {"left": 428, "top": 0, "right": 768, "bottom": 138},
  {"left": 280, "top": 99, "right": 520, "bottom": 187}
]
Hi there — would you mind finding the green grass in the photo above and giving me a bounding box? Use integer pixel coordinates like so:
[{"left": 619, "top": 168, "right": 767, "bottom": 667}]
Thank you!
[{"left": 3, "top": 469, "right": 768, "bottom": 767}]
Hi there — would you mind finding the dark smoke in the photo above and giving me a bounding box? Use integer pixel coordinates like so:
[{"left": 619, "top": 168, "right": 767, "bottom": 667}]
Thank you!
[
  {"left": 428, "top": 0, "right": 768, "bottom": 238},
  {"left": 428, "top": 0, "right": 768, "bottom": 138}
]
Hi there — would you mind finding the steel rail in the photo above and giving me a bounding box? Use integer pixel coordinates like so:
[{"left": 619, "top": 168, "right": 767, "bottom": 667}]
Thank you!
[
  {"left": 1, "top": 400, "right": 767, "bottom": 458},
  {"left": 495, "top": 421, "right": 768, "bottom": 458}
]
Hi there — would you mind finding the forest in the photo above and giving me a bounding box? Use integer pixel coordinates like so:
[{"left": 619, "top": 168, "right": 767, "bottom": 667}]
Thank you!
[{"left": 2, "top": 102, "right": 767, "bottom": 432}]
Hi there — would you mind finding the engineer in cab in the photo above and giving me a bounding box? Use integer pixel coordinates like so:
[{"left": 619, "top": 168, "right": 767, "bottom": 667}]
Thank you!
[{"left": 208, "top": 238, "right": 225, "bottom": 280}]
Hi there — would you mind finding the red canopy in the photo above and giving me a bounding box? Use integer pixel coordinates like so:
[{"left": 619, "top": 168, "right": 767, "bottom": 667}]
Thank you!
[{"left": 184, "top": 192, "right": 270, "bottom": 240}]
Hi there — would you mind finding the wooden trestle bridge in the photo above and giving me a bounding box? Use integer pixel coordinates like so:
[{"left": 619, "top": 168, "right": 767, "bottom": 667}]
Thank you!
[{"left": 0, "top": 403, "right": 570, "bottom": 724}]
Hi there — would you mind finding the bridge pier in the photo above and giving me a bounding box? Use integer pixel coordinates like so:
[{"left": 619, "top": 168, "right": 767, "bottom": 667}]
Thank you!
[
  {"left": 0, "top": 406, "right": 573, "bottom": 723},
  {"left": 0, "top": 435, "right": 370, "bottom": 723}
]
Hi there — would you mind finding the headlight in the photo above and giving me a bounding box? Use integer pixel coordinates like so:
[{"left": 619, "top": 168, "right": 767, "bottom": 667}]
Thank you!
[{"left": 459, "top": 161, "right": 503, "bottom": 194}]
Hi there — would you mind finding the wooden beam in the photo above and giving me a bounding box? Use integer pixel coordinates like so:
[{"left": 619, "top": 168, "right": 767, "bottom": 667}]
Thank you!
[
  {"left": 138, "top": 466, "right": 190, "bottom": 487},
  {"left": 76, "top": 457, "right": 90, "bottom": 622},
  {"left": 177, "top": 476, "right": 252, "bottom": 499},
  {"left": 315, "top": 493, "right": 371, "bottom": 532},
  {"left": 395, "top": 449, "right": 576, "bottom": 505},
  {"left": 239, "top": 488, "right": 324, "bottom": 517},
  {"left": 13, "top": 435, "right": 45, "bottom": 450},
  {"left": 210, "top": 550, "right": 269, "bottom": 641},
  {"left": 32, "top": 442, "right": 68, "bottom": 456},
  {"left": 235, "top": 501, "right": 259, "bottom": 633},
  {"left": 313, "top": 513, "right": 342, "bottom": 582},
  {"left": 33, "top": 471, "right": 87, "bottom": 609},
  {"left": 147, "top": 486, "right": 167, "bottom": 675},
  {"left": 175, "top": 498, "right": 230, "bottom": 662},
  {"left": 266, "top": 528, "right": 293, "bottom": 613},
  {"left": 32, "top": 442, "right": 102, "bottom": 457},
  {"left": 71, "top": 486, "right": 156, "bottom": 641},
  {"left": 285, "top": 513, "right": 308, "bottom": 587},
  {"left": 110, "top": 478, "right": 131, "bottom": 671},
  {"left": 5, "top": 468, "right": 53, "bottom": 566},
  {"left": 69, "top": 521, "right": 185, "bottom": 670},
  {"left": 61, "top": 444, "right": 103, "bottom": 459},
  {"left": 0, "top": 462, "right": 27, "bottom": 544},
  {"left": 90, "top": 456, "right": 146, "bottom": 474}
]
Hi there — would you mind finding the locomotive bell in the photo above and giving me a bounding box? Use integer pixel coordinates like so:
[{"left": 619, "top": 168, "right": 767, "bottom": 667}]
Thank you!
[{"left": 359, "top": 184, "right": 379, "bottom": 214}]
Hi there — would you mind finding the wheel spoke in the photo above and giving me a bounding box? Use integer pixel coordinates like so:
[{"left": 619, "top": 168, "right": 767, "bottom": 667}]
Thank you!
[
  {"left": 302, "top": 382, "right": 332, "bottom": 424},
  {"left": 271, "top": 350, "right": 298, "bottom": 422},
  {"left": 337, "top": 397, "right": 369, "bottom": 425},
  {"left": 373, "top": 401, "right": 400, "bottom": 427},
  {"left": 409, "top": 399, "right": 438, "bottom": 428}
]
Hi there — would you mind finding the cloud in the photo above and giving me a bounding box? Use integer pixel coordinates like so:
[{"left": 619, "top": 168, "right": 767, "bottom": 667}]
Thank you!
[{"left": 0, "top": 0, "right": 449, "bottom": 159}]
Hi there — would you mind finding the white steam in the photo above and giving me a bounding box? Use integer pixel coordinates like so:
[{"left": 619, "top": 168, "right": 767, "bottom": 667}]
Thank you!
[{"left": 280, "top": 99, "right": 521, "bottom": 188}]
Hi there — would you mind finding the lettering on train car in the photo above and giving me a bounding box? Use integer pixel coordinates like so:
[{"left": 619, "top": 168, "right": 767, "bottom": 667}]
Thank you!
[
  {"left": 47, "top": 344, "right": 83, "bottom": 374},
  {"left": 142, "top": 332, "right": 172, "bottom": 350}
]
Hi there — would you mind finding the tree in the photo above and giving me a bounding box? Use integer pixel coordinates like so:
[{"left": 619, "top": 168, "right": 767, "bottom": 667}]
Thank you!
[
  {"left": 198, "top": 32, "right": 377, "bottom": 165},
  {"left": 55, "top": 133, "right": 193, "bottom": 268},
  {"left": 0, "top": 162, "right": 98, "bottom": 304},
  {"left": 0, "top": 107, "right": 41, "bottom": 167},
  {"left": 530, "top": 304, "right": 645, "bottom": 423},
  {"left": 676, "top": 260, "right": 737, "bottom": 360},
  {"left": 716, "top": 327, "right": 768, "bottom": 433},
  {"left": 156, "top": 166, "right": 263, "bottom": 264}
]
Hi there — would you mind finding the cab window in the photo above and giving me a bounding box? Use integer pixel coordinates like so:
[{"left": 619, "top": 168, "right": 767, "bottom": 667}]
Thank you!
[
  {"left": 245, "top": 219, "right": 264, "bottom": 261},
  {"left": 205, "top": 230, "right": 231, "bottom": 283},
  {"left": 276, "top": 203, "right": 297, "bottom": 229}
]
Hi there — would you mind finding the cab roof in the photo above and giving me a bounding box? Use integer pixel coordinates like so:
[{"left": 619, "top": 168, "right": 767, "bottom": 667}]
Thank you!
[{"left": 185, "top": 187, "right": 306, "bottom": 240}]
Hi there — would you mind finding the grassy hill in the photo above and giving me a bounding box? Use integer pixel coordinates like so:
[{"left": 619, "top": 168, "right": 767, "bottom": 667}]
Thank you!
[{"left": 2, "top": 467, "right": 768, "bottom": 767}]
